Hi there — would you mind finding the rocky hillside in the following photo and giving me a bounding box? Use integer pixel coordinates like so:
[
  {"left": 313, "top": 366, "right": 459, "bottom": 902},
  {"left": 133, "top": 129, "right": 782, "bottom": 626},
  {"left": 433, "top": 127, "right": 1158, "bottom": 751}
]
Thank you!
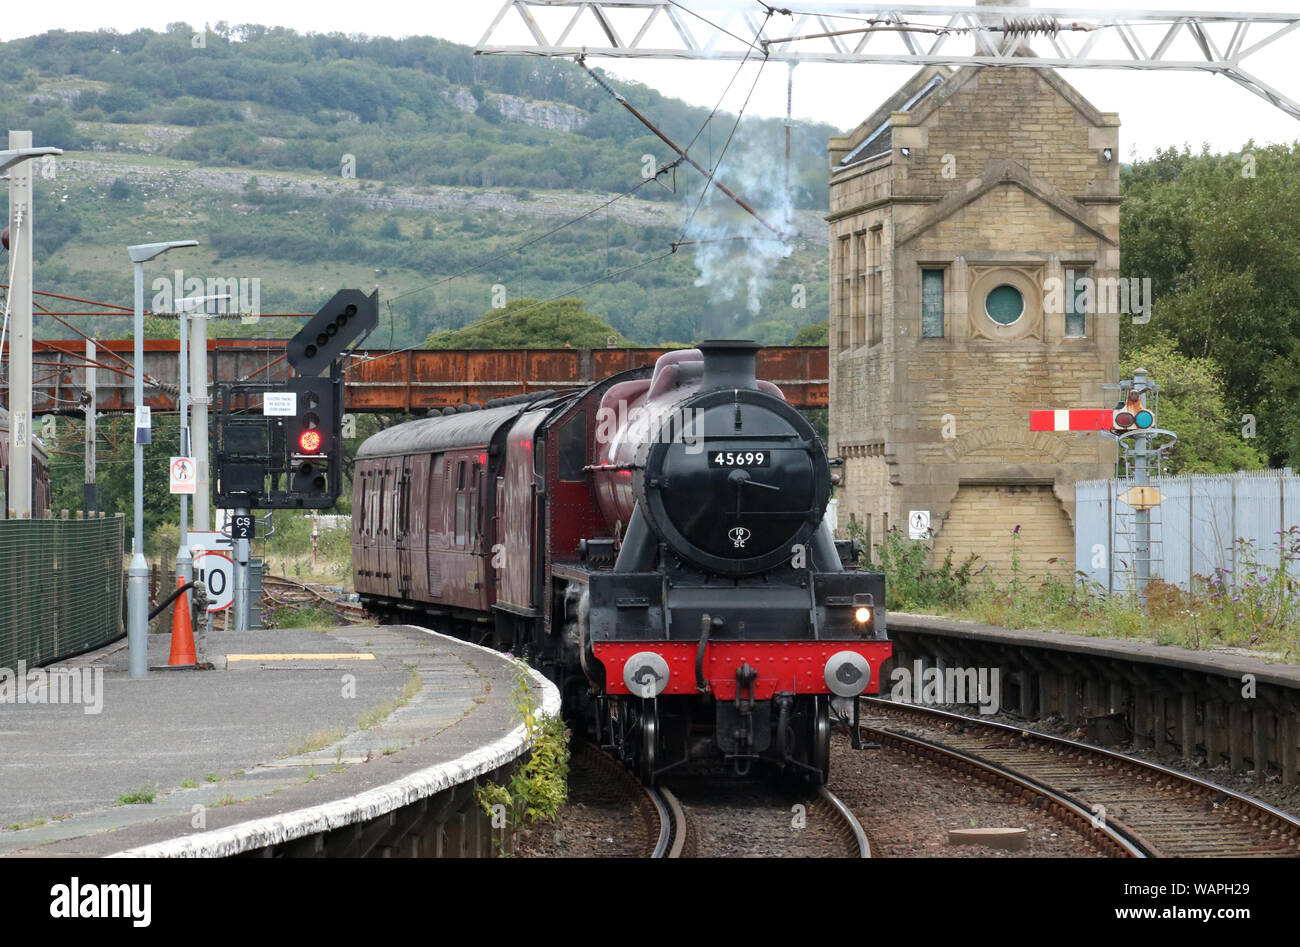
[{"left": 1, "top": 25, "right": 839, "bottom": 348}]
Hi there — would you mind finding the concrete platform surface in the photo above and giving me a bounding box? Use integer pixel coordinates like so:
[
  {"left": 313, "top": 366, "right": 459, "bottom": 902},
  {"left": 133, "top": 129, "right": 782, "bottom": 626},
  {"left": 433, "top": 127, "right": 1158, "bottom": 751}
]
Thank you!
[{"left": 0, "top": 623, "right": 527, "bottom": 856}]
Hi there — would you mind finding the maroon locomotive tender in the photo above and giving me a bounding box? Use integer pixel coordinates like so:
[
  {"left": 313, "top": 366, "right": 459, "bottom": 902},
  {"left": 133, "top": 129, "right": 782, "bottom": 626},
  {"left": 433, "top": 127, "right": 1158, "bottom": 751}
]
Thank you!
[{"left": 353, "top": 341, "right": 890, "bottom": 784}]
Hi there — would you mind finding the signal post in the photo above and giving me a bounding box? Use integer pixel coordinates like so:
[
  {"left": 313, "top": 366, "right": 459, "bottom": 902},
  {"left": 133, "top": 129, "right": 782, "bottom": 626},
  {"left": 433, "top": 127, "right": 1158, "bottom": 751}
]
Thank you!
[
  {"left": 1030, "top": 369, "right": 1173, "bottom": 603},
  {"left": 213, "top": 289, "right": 376, "bottom": 623}
]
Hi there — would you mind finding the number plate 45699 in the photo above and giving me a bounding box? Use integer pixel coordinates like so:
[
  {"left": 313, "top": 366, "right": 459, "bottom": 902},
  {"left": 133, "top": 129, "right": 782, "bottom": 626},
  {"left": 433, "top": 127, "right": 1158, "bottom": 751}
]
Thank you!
[{"left": 708, "top": 451, "right": 771, "bottom": 468}]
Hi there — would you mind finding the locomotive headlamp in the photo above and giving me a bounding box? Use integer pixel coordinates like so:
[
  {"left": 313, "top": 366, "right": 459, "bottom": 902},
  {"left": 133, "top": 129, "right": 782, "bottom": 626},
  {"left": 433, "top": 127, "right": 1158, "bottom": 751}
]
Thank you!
[{"left": 854, "top": 606, "right": 872, "bottom": 624}]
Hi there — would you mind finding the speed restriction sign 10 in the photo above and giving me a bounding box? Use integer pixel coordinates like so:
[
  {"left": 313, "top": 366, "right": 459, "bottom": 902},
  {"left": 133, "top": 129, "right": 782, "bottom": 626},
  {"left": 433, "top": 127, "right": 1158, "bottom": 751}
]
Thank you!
[{"left": 192, "top": 550, "right": 234, "bottom": 613}]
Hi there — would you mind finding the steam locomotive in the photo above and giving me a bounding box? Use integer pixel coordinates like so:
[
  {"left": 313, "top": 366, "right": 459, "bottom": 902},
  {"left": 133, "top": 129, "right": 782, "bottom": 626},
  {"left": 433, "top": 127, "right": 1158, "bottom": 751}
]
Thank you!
[{"left": 352, "top": 341, "right": 890, "bottom": 784}]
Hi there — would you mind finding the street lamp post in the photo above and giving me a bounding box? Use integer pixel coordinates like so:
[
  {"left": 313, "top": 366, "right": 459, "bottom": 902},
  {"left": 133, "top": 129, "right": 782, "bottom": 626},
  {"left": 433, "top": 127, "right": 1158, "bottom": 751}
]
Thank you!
[{"left": 126, "top": 240, "right": 197, "bottom": 679}]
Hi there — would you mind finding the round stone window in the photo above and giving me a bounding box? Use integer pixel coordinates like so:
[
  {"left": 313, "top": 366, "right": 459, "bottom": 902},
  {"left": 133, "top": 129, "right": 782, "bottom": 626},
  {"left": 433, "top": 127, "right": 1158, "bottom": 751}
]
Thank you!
[{"left": 985, "top": 284, "right": 1024, "bottom": 325}]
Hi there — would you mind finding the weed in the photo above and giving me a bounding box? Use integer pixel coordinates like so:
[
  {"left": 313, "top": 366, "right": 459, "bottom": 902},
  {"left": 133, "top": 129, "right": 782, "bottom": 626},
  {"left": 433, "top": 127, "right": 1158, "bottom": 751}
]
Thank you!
[
  {"left": 289, "top": 726, "right": 344, "bottom": 755},
  {"left": 179, "top": 778, "right": 198, "bottom": 789},
  {"left": 204, "top": 773, "right": 219, "bottom": 783},
  {"left": 869, "top": 527, "right": 1300, "bottom": 662},
  {"left": 399, "top": 671, "right": 422, "bottom": 703},
  {"left": 115, "top": 784, "right": 157, "bottom": 806},
  {"left": 476, "top": 659, "right": 570, "bottom": 835},
  {"left": 265, "top": 602, "right": 336, "bottom": 629},
  {"left": 6, "top": 818, "right": 46, "bottom": 831},
  {"left": 357, "top": 702, "right": 394, "bottom": 730},
  {"left": 854, "top": 524, "right": 978, "bottom": 610}
]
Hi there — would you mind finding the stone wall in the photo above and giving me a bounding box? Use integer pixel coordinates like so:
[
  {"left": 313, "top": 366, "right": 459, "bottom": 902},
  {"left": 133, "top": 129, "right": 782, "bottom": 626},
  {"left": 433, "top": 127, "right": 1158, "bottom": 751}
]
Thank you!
[{"left": 939, "top": 483, "right": 1076, "bottom": 578}]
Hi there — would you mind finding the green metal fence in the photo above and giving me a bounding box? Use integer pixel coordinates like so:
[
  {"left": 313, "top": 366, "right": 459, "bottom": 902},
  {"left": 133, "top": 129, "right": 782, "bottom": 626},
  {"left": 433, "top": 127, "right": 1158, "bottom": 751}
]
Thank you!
[{"left": 0, "top": 515, "right": 125, "bottom": 669}]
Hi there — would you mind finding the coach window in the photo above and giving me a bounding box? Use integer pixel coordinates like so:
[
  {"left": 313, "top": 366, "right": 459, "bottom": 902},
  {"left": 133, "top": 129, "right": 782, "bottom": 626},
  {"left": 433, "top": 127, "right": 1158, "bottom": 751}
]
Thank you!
[
  {"left": 558, "top": 411, "right": 587, "bottom": 481},
  {"left": 398, "top": 469, "right": 409, "bottom": 535},
  {"left": 455, "top": 460, "right": 468, "bottom": 546},
  {"left": 358, "top": 471, "right": 368, "bottom": 536}
]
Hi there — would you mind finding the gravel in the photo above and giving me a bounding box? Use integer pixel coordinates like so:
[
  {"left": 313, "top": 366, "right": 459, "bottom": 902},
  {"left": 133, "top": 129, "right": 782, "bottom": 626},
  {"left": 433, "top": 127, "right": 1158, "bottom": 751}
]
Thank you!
[
  {"left": 828, "top": 731, "right": 1104, "bottom": 858},
  {"left": 946, "top": 703, "right": 1300, "bottom": 820},
  {"left": 512, "top": 746, "right": 651, "bottom": 858}
]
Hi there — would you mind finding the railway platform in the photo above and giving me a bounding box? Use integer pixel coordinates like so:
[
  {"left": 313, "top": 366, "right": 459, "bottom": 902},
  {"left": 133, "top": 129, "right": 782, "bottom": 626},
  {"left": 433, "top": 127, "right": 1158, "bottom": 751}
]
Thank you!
[{"left": 0, "top": 623, "right": 552, "bottom": 857}]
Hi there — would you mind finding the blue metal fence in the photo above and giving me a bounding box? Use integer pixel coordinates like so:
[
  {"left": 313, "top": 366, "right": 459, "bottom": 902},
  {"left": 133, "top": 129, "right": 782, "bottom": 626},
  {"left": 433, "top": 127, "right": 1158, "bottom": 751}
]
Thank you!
[{"left": 1075, "top": 469, "right": 1300, "bottom": 594}]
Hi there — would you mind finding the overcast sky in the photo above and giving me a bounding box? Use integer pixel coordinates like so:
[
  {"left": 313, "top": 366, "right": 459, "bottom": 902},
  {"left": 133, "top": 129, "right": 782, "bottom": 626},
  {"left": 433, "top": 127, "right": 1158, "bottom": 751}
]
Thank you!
[{"left": 4, "top": 0, "right": 1298, "bottom": 159}]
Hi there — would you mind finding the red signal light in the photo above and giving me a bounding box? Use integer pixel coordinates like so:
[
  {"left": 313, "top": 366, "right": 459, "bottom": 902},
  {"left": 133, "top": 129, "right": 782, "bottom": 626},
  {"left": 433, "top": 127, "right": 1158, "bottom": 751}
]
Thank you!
[{"left": 299, "top": 429, "right": 323, "bottom": 453}]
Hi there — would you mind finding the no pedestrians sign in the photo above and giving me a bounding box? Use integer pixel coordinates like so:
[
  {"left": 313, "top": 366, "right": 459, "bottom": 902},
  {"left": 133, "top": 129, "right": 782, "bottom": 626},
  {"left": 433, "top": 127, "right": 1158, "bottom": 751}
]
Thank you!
[{"left": 170, "top": 456, "right": 197, "bottom": 494}]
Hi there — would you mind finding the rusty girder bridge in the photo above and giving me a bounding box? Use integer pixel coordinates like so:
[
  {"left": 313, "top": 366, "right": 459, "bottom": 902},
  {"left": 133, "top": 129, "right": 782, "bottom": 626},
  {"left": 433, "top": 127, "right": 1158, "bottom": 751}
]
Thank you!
[{"left": 11, "top": 340, "right": 828, "bottom": 415}]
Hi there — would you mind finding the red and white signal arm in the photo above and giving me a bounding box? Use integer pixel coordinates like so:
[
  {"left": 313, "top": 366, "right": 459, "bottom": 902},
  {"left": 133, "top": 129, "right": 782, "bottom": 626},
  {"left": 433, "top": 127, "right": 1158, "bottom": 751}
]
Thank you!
[{"left": 1029, "top": 409, "right": 1113, "bottom": 432}]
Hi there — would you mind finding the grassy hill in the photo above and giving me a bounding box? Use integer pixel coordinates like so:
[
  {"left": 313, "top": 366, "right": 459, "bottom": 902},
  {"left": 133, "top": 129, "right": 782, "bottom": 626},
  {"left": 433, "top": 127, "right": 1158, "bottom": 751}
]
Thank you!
[{"left": 2, "top": 24, "right": 840, "bottom": 349}]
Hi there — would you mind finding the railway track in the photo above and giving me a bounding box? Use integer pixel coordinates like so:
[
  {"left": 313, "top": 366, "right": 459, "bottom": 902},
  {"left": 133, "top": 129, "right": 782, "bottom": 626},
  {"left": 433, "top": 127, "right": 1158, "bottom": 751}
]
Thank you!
[
  {"left": 569, "top": 742, "right": 867, "bottom": 858},
  {"left": 567, "top": 741, "right": 671, "bottom": 857},
  {"left": 658, "top": 778, "right": 869, "bottom": 858},
  {"left": 262, "top": 574, "right": 369, "bottom": 624},
  {"left": 859, "top": 697, "right": 1300, "bottom": 858}
]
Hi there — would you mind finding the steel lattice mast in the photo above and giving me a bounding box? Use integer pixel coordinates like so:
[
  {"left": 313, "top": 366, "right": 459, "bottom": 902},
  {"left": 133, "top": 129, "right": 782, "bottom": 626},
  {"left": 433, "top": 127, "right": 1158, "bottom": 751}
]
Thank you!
[{"left": 476, "top": 2, "right": 1300, "bottom": 121}]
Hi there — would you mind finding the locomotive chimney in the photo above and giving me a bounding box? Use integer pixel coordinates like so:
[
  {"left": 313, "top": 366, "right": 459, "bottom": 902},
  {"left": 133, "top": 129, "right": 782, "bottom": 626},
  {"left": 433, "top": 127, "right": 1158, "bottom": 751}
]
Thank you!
[{"left": 697, "top": 339, "right": 761, "bottom": 391}]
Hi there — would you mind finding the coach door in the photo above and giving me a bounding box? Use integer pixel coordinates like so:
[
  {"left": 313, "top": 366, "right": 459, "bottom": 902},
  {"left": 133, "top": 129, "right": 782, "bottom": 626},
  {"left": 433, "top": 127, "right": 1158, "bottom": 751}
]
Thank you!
[{"left": 395, "top": 454, "right": 415, "bottom": 598}]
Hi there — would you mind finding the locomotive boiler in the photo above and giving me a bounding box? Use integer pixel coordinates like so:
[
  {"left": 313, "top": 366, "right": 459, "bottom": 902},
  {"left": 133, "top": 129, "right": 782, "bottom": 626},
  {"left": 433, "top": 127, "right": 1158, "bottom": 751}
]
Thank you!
[{"left": 353, "top": 341, "right": 890, "bottom": 784}]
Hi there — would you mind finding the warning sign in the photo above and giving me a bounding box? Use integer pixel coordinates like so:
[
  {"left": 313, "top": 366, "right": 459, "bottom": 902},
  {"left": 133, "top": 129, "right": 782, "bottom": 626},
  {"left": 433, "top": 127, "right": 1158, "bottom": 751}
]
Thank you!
[
  {"left": 192, "top": 549, "right": 233, "bottom": 612},
  {"left": 908, "top": 510, "right": 931, "bottom": 540},
  {"left": 170, "top": 456, "right": 197, "bottom": 494},
  {"left": 263, "top": 392, "right": 297, "bottom": 416},
  {"left": 1119, "top": 485, "right": 1164, "bottom": 510}
]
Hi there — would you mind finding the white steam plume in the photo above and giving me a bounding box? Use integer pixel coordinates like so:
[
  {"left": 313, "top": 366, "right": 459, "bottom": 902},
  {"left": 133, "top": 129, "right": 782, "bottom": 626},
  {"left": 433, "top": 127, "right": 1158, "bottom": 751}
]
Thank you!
[{"left": 683, "top": 129, "right": 795, "bottom": 322}]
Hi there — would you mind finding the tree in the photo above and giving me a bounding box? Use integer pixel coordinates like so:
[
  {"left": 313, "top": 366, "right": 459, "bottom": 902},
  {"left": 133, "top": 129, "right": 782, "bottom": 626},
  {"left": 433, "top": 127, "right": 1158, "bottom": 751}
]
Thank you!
[
  {"left": 424, "top": 297, "right": 628, "bottom": 349},
  {"left": 323, "top": 192, "right": 363, "bottom": 235},
  {"left": 1120, "top": 337, "right": 1266, "bottom": 475},
  {"left": 1119, "top": 143, "right": 1300, "bottom": 467},
  {"left": 791, "top": 320, "right": 828, "bottom": 345}
]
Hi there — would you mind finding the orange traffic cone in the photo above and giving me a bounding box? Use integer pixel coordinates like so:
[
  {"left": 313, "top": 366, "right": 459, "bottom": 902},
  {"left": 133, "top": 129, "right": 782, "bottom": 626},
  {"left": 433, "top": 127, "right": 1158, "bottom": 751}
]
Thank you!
[{"left": 168, "top": 576, "right": 197, "bottom": 666}]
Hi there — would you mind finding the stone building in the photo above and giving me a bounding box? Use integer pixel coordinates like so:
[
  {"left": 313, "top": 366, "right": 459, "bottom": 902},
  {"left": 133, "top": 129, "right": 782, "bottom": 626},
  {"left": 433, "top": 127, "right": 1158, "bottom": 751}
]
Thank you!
[{"left": 826, "top": 61, "right": 1121, "bottom": 577}]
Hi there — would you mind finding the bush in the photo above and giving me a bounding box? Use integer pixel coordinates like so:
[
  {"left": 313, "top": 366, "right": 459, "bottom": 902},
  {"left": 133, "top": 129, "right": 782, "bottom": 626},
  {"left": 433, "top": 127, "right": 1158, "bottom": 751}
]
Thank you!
[{"left": 854, "top": 525, "right": 978, "bottom": 611}]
